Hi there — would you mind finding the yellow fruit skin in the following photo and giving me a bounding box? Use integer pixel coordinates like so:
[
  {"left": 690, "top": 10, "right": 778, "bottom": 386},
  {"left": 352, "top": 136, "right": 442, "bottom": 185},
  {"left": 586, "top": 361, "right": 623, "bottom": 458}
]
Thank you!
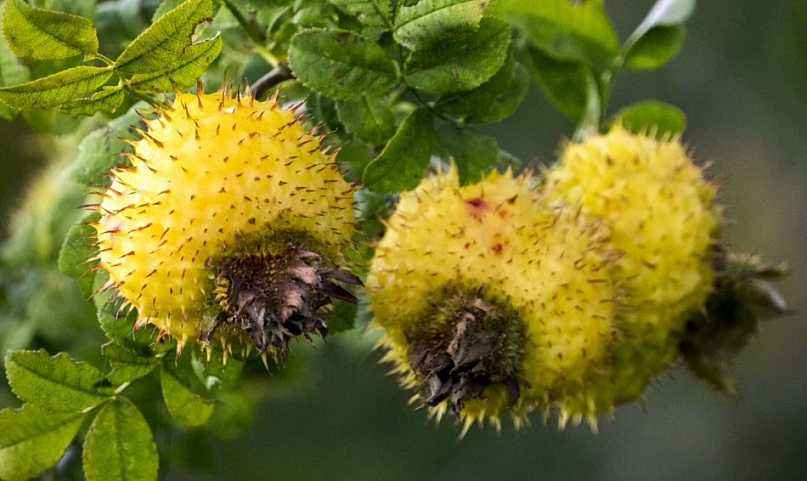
[
  {"left": 368, "top": 168, "right": 618, "bottom": 428},
  {"left": 96, "top": 91, "right": 355, "bottom": 347},
  {"left": 545, "top": 127, "right": 720, "bottom": 408}
]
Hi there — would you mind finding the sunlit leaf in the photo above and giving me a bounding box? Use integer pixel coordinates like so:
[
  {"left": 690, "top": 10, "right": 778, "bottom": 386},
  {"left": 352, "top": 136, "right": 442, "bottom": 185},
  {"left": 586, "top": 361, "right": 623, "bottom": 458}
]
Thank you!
[
  {"left": 2, "top": 0, "right": 98, "bottom": 60},
  {"left": 614, "top": 99, "right": 687, "bottom": 137},
  {"left": 127, "top": 35, "right": 222, "bottom": 91},
  {"left": 0, "top": 66, "right": 113, "bottom": 110}
]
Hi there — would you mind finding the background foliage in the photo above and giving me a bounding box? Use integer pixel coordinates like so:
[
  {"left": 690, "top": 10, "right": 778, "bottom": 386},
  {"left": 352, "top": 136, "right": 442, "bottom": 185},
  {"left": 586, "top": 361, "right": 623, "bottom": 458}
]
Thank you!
[{"left": 0, "top": 0, "right": 804, "bottom": 480}]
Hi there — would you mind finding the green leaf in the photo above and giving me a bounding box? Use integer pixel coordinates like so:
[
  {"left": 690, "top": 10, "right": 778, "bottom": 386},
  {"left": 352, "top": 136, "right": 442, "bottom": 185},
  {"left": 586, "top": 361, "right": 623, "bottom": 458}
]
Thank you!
[
  {"left": 68, "top": 104, "right": 142, "bottom": 187},
  {"left": 329, "top": 0, "right": 391, "bottom": 28},
  {"left": 57, "top": 212, "right": 100, "bottom": 297},
  {"left": 0, "top": 65, "right": 113, "bottom": 110},
  {"left": 336, "top": 95, "right": 396, "bottom": 145},
  {"left": 394, "top": 0, "right": 490, "bottom": 51},
  {"left": 82, "top": 397, "right": 158, "bottom": 481},
  {"left": 1, "top": 0, "right": 99, "bottom": 60},
  {"left": 438, "top": 127, "right": 499, "bottom": 184},
  {"left": 363, "top": 108, "right": 435, "bottom": 192},
  {"left": 160, "top": 367, "right": 215, "bottom": 427},
  {"left": 614, "top": 100, "right": 686, "bottom": 137},
  {"left": 102, "top": 343, "right": 160, "bottom": 386},
  {"left": 490, "top": 0, "right": 619, "bottom": 68},
  {"left": 60, "top": 85, "right": 126, "bottom": 115},
  {"left": 624, "top": 25, "right": 685, "bottom": 71},
  {"left": 288, "top": 28, "right": 399, "bottom": 100},
  {"left": 405, "top": 16, "right": 510, "bottom": 95},
  {"left": 128, "top": 35, "right": 222, "bottom": 91},
  {"left": 526, "top": 45, "right": 588, "bottom": 120},
  {"left": 437, "top": 49, "right": 528, "bottom": 124},
  {"left": 0, "top": 405, "right": 86, "bottom": 481},
  {"left": 4, "top": 349, "right": 111, "bottom": 411},
  {"left": 114, "top": 0, "right": 214, "bottom": 75}
]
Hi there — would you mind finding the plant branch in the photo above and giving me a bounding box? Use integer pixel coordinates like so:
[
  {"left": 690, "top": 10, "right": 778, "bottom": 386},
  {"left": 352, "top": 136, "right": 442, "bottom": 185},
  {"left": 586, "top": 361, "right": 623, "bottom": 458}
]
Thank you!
[{"left": 250, "top": 65, "right": 294, "bottom": 100}]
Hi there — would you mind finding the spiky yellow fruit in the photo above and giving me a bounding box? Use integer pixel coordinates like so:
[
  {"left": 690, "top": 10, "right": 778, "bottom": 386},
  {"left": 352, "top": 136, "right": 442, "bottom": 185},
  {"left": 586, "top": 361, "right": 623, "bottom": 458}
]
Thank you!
[
  {"left": 367, "top": 167, "right": 619, "bottom": 431},
  {"left": 95, "top": 90, "right": 358, "bottom": 356},
  {"left": 544, "top": 126, "right": 720, "bottom": 403}
]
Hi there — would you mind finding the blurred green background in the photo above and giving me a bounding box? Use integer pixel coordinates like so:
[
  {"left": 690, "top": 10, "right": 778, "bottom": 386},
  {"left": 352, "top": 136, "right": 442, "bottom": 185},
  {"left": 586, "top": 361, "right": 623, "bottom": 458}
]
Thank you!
[{"left": 1, "top": 0, "right": 805, "bottom": 480}]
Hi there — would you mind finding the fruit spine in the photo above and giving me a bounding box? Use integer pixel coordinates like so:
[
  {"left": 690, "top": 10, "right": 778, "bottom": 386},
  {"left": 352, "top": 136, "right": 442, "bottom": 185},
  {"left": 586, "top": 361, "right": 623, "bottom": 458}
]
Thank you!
[{"left": 93, "top": 88, "right": 359, "bottom": 359}]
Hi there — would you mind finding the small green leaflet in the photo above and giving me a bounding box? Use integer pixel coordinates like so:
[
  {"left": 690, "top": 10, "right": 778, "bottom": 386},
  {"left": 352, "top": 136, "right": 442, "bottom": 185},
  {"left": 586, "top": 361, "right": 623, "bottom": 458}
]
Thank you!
[
  {"left": 526, "top": 46, "right": 589, "bottom": 121},
  {"left": 4, "top": 349, "right": 111, "bottom": 412},
  {"left": 0, "top": 406, "right": 86, "bottom": 481},
  {"left": 93, "top": 270, "right": 160, "bottom": 351},
  {"left": 363, "top": 108, "right": 436, "bottom": 193},
  {"left": 0, "top": 66, "right": 113, "bottom": 110},
  {"left": 491, "top": 0, "right": 619, "bottom": 69},
  {"left": 82, "top": 397, "right": 158, "bottom": 481},
  {"left": 405, "top": 17, "right": 510, "bottom": 95},
  {"left": 438, "top": 126, "right": 499, "bottom": 184},
  {"left": 68, "top": 104, "right": 142, "bottom": 187},
  {"left": 336, "top": 95, "right": 397, "bottom": 145},
  {"left": 102, "top": 343, "right": 160, "bottom": 386},
  {"left": 127, "top": 35, "right": 222, "bottom": 91},
  {"left": 114, "top": 0, "right": 214, "bottom": 75},
  {"left": 57, "top": 212, "right": 100, "bottom": 297},
  {"left": 329, "top": 0, "right": 392, "bottom": 28},
  {"left": 160, "top": 367, "right": 215, "bottom": 427},
  {"left": 437, "top": 50, "right": 529, "bottom": 125},
  {"left": 614, "top": 100, "right": 687, "bottom": 138},
  {"left": 394, "top": 0, "right": 490, "bottom": 51},
  {"left": 61, "top": 85, "right": 126, "bottom": 116},
  {"left": 288, "top": 28, "right": 399, "bottom": 101},
  {"left": 2, "top": 0, "right": 99, "bottom": 60},
  {"left": 624, "top": 25, "right": 685, "bottom": 71},
  {"left": 0, "top": 29, "right": 29, "bottom": 118}
]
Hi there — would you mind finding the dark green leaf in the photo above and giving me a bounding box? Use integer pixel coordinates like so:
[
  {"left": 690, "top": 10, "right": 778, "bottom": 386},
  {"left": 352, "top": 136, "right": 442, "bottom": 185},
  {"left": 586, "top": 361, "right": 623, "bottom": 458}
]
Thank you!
[
  {"left": 102, "top": 343, "right": 160, "bottom": 386},
  {"left": 0, "top": 406, "right": 86, "bottom": 481},
  {"left": 526, "top": 45, "right": 588, "bottom": 120},
  {"left": 438, "top": 127, "right": 499, "bottom": 184},
  {"left": 4, "top": 349, "right": 111, "bottom": 411},
  {"left": 60, "top": 85, "right": 126, "bottom": 115},
  {"left": 336, "top": 95, "right": 397, "bottom": 145},
  {"left": 82, "top": 397, "right": 158, "bottom": 481},
  {"left": 0, "top": 66, "right": 113, "bottom": 110},
  {"left": 394, "top": 0, "right": 490, "bottom": 50},
  {"left": 288, "top": 28, "right": 399, "bottom": 100},
  {"left": 336, "top": 138, "right": 373, "bottom": 182},
  {"left": 2, "top": 0, "right": 99, "bottom": 60},
  {"left": 437, "top": 50, "right": 528, "bottom": 124},
  {"left": 491, "top": 0, "right": 619, "bottom": 68},
  {"left": 68, "top": 104, "right": 142, "bottom": 187},
  {"left": 127, "top": 35, "right": 222, "bottom": 91},
  {"left": 57, "top": 212, "right": 100, "bottom": 297},
  {"left": 363, "top": 108, "right": 435, "bottom": 192},
  {"left": 160, "top": 367, "right": 215, "bottom": 427},
  {"left": 405, "top": 16, "right": 510, "bottom": 95},
  {"left": 114, "top": 0, "right": 214, "bottom": 75},
  {"left": 329, "top": 0, "right": 391, "bottom": 28},
  {"left": 624, "top": 25, "right": 685, "bottom": 71},
  {"left": 614, "top": 100, "right": 686, "bottom": 137}
]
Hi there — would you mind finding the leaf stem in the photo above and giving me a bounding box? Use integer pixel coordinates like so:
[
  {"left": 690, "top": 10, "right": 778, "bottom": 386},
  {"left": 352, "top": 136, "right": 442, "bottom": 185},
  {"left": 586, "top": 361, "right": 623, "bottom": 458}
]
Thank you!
[{"left": 250, "top": 65, "right": 294, "bottom": 100}]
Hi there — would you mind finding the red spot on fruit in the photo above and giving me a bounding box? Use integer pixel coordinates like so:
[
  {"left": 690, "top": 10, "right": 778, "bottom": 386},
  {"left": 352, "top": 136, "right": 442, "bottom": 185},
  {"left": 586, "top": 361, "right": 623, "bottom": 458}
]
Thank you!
[
  {"left": 491, "top": 243, "right": 504, "bottom": 255},
  {"left": 465, "top": 197, "right": 488, "bottom": 221}
]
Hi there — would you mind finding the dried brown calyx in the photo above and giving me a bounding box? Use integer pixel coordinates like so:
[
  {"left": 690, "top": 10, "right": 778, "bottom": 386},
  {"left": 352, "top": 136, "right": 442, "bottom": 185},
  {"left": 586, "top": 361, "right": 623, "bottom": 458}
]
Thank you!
[
  {"left": 407, "top": 289, "right": 526, "bottom": 414},
  {"left": 680, "top": 247, "right": 789, "bottom": 393},
  {"left": 208, "top": 240, "right": 361, "bottom": 358}
]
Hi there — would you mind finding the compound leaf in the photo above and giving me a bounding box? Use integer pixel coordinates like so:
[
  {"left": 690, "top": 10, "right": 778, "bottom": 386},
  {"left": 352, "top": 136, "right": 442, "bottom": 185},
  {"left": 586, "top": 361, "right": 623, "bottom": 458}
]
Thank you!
[{"left": 160, "top": 367, "right": 215, "bottom": 428}]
